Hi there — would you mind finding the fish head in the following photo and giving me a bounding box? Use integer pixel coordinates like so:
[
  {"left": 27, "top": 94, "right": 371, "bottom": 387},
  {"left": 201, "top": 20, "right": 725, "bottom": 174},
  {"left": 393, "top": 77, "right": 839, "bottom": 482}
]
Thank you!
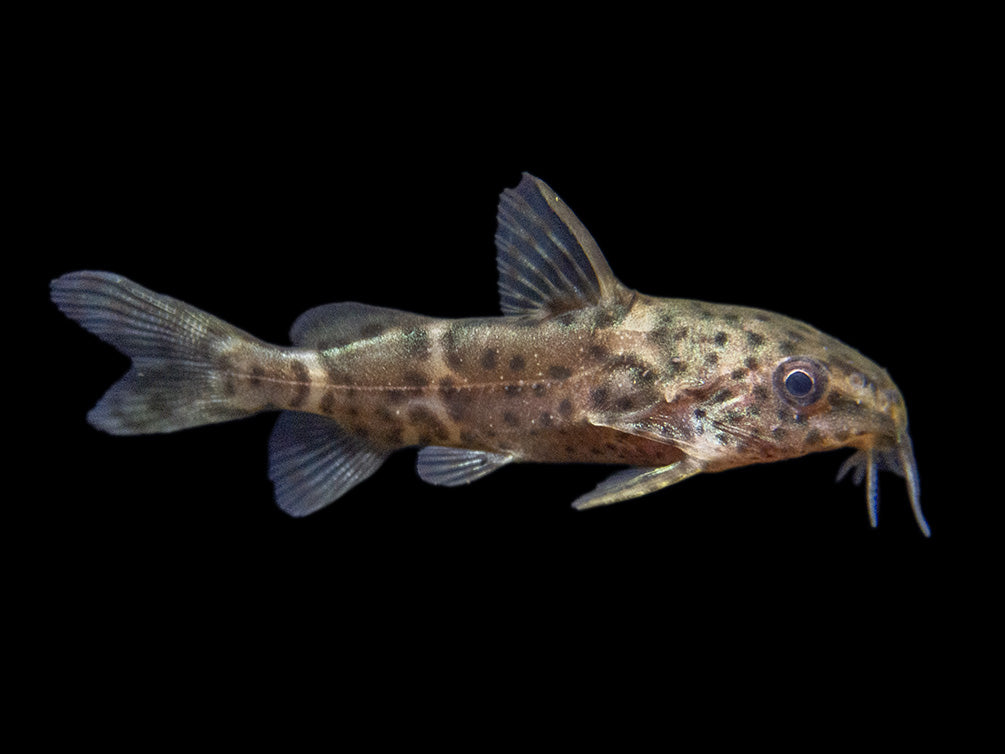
[
  {"left": 789, "top": 347, "right": 927, "bottom": 537},
  {"left": 666, "top": 306, "right": 928, "bottom": 536}
]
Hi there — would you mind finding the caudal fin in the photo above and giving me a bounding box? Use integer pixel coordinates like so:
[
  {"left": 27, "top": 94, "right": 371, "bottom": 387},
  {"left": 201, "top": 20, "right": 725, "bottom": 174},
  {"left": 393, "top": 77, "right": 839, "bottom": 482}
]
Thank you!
[{"left": 50, "top": 271, "right": 257, "bottom": 434}]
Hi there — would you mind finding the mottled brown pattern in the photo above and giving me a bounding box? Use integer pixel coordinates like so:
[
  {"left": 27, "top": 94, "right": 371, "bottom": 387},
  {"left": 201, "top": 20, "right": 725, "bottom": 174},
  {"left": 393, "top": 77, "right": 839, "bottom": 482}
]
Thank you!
[{"left": 52, "top": 173, "right": 927, "bottom": 534}]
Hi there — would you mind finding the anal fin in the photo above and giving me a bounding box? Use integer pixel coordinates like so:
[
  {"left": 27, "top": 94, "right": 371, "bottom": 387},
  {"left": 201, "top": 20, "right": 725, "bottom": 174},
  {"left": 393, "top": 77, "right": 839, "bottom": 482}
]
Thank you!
[
  {"left": 571, "top": 459, "right": 702, "bottom": 510},
  {"left": 416, "top": 447, "right": 514, "bottom": 487},
  {"left": 268, "top": 411, "right": 390, "bottom": 517}
]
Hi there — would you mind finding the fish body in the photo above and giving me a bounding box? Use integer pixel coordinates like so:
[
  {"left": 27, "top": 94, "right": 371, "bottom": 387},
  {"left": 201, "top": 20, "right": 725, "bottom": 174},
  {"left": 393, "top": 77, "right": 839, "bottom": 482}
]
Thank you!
[{"left": 50, "top": 173, "right": 928, "bottom": 534}]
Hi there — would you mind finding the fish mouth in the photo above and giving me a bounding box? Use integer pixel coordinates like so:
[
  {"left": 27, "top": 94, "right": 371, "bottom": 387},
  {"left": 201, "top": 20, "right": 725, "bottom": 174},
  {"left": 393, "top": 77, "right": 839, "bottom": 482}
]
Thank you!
[{"left": 836, "top": 432, "right": 929, "bottom": 537}]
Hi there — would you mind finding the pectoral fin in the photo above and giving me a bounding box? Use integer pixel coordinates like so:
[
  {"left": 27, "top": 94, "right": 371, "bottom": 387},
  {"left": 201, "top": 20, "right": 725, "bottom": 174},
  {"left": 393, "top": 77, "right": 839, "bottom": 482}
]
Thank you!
[{"left": 571, "top": 459, "right": 702, "bottom": 510}]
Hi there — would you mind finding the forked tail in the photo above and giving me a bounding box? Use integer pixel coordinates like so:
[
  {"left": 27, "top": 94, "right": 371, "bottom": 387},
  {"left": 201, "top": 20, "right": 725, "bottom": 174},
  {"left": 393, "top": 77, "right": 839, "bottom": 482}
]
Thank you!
[{"left": 50, "top": 271, "right": 258, "bottom": 434}]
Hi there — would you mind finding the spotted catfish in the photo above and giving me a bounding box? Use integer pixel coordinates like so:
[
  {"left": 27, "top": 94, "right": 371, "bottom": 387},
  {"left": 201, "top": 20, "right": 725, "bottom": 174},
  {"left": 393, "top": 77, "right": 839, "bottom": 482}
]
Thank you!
[{"left": 50, "top": 173, "right": 929, "bottom": 535}]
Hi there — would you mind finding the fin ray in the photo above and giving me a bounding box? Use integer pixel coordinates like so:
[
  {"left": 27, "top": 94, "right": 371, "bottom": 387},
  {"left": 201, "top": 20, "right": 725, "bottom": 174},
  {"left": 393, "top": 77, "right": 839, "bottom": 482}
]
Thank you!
[
  {"left": 50, "top": 271, "right": 256, "bottom": 434},
  {"left": 572, "top": 460, "right": 702, "bottom": 510},
  {"left": 268, "top": 411, "right": 389, "bottom": 516},
  {"left": 416, "top": 446, "right": 514, "bottom": 487},
  {"left": 495, "top": 173, "right": 628, "bottom": 316}
]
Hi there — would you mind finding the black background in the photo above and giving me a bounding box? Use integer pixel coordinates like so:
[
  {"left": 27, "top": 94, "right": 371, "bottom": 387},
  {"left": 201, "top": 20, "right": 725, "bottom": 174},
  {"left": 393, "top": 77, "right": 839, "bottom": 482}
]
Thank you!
[{"left": 20, "top": 13, "right": 992, "bottom": 733}]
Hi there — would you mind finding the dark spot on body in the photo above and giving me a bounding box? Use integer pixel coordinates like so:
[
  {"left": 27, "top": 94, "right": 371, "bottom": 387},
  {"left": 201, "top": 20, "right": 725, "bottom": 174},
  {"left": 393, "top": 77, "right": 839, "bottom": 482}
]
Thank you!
[
  {"left": 590, "top": 387, "right": 609, "bottom": 408},
  {"left": 533, "top": 383, "right": 548, "bottom": 396},
  {"left": 588, "top": 345, "right": 610, "bottom": 361},
  {"left": 714, "top": 331, "right": 729, "bottom": 347},
  {"left": 558, "top": 399, "right": 574, "bottom": 418},
  {"left": 382, "top": 425, "right": 404, "bottom": 445},
  {"left": 289, "top": 361, "right": 310, "bottom": 409},
  {"left": 402, "top": 370, "right": 430, "bottom": 387},
  {"left": 593, "top": 308, "right": 619, "bottom": 329},
  {"left": 710, "top": 388, "right": 733, "bottom": 404},
  {"left": 647, "top": 327, "right": 670, "bottom": 346},
  {"left": 324, "top": 360, "right": 355, "bottom": 388},
  {"left": 745, "top": 357, "right": 760, "bottom": 371},
  {"left": 291, "top": 361, "right": 309, "bottom": 384},
  {"left": 547, "top": 365, "right": 573, "bottom": 380},
  {"left": 730, "top": 368, "right": 748, "bottom": 380},
  {"left": 408, "top": 406, "right": 449, "bottom": 443},
  {"left": 320, "top": 389, "right": 336, "bottom": 415},
  {"left": 250, "top": 365, "right": 266, "bottom": 387},
  {"left": 509, "top": 355, "right": 526, "bottom": 372},
  {"left": 745, "top": 330, "right": 766, "bottom": 347},
  {"left": 804, "top": 429, "right": 823, "bottom": 446},
  {"left": 442, "top": 325, "right": 465, "bottom": 371},
  {"left": 779, "top": 330, "right": 807, "bottom": 354},
  {"left": 668, "top": 358, "right": 687, "bottom": 376},
  {"left": 439, "top": 378, "right": 474, "bottom": 420},
  {"left": 502, "top": 411, "right": 520, "bottom": 427},
  {"left": 615, "top": 396, "right": 638, "bottom": 411},
  {"left": 480, "top": 349, "right": 499, "bottom": 370},
  {"left": 776, "top": 409, "right": 808, "bottom": 425}
]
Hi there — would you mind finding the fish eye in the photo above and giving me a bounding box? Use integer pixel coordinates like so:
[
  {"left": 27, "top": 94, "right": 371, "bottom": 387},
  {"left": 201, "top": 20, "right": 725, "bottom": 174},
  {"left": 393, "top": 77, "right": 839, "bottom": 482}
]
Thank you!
[
  {"left": 785, "top": 369, "right": 814, "bottom": 397},
  {"left": 773, "top": 357, "right": 828, "bottom": 407}
]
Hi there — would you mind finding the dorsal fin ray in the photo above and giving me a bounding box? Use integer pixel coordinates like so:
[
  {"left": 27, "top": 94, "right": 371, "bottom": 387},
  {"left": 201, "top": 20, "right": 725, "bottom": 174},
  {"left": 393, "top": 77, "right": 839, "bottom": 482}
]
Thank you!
[{"left": 495, "top": 173, "right": 629, "bottom": 317}]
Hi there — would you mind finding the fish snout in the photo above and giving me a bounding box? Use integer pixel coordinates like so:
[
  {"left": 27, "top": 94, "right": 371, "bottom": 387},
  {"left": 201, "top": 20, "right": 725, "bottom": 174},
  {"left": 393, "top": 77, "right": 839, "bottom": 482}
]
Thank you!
[{"left": 833, "top": 369, "right": 929, "bottom": 536}]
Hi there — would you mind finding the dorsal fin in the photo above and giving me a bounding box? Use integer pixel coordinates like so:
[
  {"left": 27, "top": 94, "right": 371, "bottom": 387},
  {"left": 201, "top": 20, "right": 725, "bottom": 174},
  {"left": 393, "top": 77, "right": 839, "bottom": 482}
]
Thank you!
[{"left": 495, "top": 173, "right": 629, "bottom": 317}]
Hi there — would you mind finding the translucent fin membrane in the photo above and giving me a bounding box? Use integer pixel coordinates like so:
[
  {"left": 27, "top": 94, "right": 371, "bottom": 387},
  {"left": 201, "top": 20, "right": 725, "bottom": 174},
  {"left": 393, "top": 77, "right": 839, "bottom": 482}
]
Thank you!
[
  {"left": 494, "top": 173, "right": 625, "bottom": 316},
  {"left": 268, "top": 412, "right": 389, "bottom": 517},
  {"left": 50, "top": 271, "right": 255, "bottom": 434}
]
